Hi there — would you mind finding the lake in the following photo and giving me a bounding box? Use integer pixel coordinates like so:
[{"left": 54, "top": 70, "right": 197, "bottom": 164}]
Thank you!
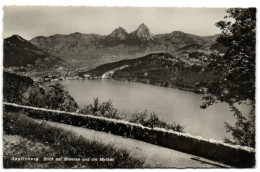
[{"left": 62, "top": 79, "right": 251, "bottom": 141}]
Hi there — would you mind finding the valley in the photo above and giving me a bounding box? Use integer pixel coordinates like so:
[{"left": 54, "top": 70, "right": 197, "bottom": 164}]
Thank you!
[
  {"left": 4, "top": 23, "right": 226, "bottom": 93},
  {"left": 2, "top": 22, "right": 233, "bottom": 140},
  {"left": 3, "top": 24, "right": 229, "bottom": 140}
]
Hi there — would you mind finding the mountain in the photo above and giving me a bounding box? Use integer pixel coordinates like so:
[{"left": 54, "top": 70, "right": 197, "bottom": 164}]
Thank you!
[
  {"left": 4, "top": 35, "right": 49, "bottom": 67},
  {"left": 101, "top": 27, "right": 128, "bottom": 46},
  {"left": 30, "top": 33, "right": 102, "bottom": 56},
  {"left": 156, "top": 31, "right": 218, "bottom": 50},
  {"left": 108, "top": 27, "right": 128, "bottom": 40},
  {"left": 129, "top": 23, "right": 155, "bottom": 41},
  {"left": 83, "top": 52, "right": 218, "bottom": 93},
  {"left": 29, "top": 23, "right": 227, "bottom": 68},
  {"left": 4, "top": 35, "right": 64, "bottom": 69},
  {"left": 177, "top": 44, "right": 206, "bottom": 52}
]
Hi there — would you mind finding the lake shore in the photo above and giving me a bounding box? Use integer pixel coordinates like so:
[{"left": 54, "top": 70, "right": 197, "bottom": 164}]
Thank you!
[{"left": 61, "top": 79, "right": 242, "bottom": 141}]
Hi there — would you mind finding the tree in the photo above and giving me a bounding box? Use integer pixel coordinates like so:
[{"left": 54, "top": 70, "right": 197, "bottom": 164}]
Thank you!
[
  {"left": 201, "top": 8, "right": 256, "bottom": 147},
  {"left": 22, "top": 83, "right": 79, "bottom": 112},
  {"left": 79, "top": 98, "right": 125, "bottom": 120},
  {"left": 3, "top": 72, "right": 34, "bottom": 103}
]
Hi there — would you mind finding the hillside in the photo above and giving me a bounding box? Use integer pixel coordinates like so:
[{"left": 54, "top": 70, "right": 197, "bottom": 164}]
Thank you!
[
  {"left": 30, "top": 24, "right": 226, "bottom": 68},
  {"left": 177, "top": 44, "right": 206, "bottom": 52},
  {"left": 84, "top": 53, "right": 219, "bottom": 92},
  {"left": 4, "top": 35, "right": 65, "bottom": 70},
  {"left": 210, "top": 42, "right": 229, "bottom": 54},
  {"left": 4, "top": 35, "right": 49, "bottom": 67},
  {"left": 3, "top": 72, "right": 34, "bottom": 103}
]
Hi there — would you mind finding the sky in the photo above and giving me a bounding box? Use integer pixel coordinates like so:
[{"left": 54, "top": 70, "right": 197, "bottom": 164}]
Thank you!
[{"left": 3, "top": 6, "right": 228, "bottom": 40}]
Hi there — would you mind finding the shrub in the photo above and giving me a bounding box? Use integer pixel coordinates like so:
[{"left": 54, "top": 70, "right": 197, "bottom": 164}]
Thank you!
[
  {"left": 130, "top": 110, "right": 148, "bottom": 124},
  {"left": 22, "top": 83, "right": 79, "bottom": 112},
  {"left": 80, "top": 98, "right": 184, "bottom": 132},
  {"left": 3, "top": 72, "right": 78, "bottom": 113},
  {"left": 224, "top": 105, "right": 255, "bottom": 148},
  {"left": 3, "top": 72, "right": 34, "bottom": 103},
  {"left": 80, "top": 98, "right": 125, "bottom": 120},
  {"left": 130, "top": 111, "right": 184, "bottom": 132}
]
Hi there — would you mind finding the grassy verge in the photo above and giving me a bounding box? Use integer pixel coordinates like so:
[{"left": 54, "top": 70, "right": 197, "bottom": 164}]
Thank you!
[{"left": 3, "top": 112, "right": 145, "bottom": 168}]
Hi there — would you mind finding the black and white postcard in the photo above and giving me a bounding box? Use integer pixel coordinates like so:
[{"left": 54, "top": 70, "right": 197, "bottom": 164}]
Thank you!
[{"left": 1, "top": 1, "right": 257, "bottom": 169}]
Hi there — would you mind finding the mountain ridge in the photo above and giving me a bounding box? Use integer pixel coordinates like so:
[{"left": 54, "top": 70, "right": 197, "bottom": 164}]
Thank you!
[
  {"left": 30, "top": 23, "right": 218, "bottom": 48},
  {"left": 108, "top": 27, "right": 128, "bottom": 40},
  {"left": 27, "top": 23, "right": 226, "bottom": 68},
  {"left": 129, "top": 23, "right": 155, "bottom": 41},
  {"left": 4, "top": 35, "right": 65, "bottom": 69},
  {"left": 84, "top": 52, "right": 218, "bottom": 93}
]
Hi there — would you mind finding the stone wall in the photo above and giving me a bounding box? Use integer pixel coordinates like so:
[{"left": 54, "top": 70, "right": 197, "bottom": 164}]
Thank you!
[{"left": 3, "top": 102, "right": 255, "bottom": 168}]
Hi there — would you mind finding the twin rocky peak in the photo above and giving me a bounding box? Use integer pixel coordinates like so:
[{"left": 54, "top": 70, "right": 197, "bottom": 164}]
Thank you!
[{"left": 108, "top": 23, "right": 155, "bottom": 41}]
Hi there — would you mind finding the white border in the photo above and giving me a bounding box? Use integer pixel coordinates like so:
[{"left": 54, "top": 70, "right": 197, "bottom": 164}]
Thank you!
[
  {"left": 0, "top": 0, "right": 259, "bottom": 172},
  {"left": 0, "top": 0, "right": 259, "bottom": 7}
]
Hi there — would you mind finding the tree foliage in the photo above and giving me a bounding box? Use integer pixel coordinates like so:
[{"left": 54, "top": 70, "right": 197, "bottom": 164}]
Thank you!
[
  {"left": 22, "top": 83, "right": 79, "bottom": 112},
  {"left": 201, "top": 8, "right": 256, "bottom": 147},
  {"left": 79, "top": 97, "right": 125, "bottom": 120},
  {"left": 80, "top": 98, "right": 184, "bottom": 132},
  {"left": 130, "top": 110, "right": 184, "bottom": 132},
  {"left": 3, "top": 72, "right": 34, "bottom": 103},
  {"left": 224, "top": 104, "right": 255, "bottom": 148}
]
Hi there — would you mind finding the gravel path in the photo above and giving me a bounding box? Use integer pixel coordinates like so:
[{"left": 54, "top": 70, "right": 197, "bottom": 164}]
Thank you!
[{"left": 43, "top": 120, "right": 232, "bottom": 168}]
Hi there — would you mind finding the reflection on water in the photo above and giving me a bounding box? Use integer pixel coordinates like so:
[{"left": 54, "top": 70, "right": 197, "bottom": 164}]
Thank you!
[{"left": 62, "top": 79, "right": 252, "bottom": 141}]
